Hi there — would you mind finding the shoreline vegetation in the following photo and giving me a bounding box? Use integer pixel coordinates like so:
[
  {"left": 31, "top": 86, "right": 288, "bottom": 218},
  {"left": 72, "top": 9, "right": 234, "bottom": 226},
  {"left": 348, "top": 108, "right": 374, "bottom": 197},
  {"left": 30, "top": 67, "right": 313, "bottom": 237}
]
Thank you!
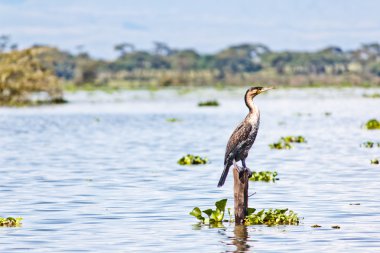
[{"left": 1, "top": 37, "right": 380, "bottom": 106}]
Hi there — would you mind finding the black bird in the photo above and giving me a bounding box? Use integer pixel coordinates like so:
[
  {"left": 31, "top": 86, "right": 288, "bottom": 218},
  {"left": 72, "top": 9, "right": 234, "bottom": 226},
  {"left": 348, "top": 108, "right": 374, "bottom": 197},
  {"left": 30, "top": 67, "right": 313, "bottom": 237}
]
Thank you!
[{"left": 217, "top": 86, "right": 273, "bottom": 187}]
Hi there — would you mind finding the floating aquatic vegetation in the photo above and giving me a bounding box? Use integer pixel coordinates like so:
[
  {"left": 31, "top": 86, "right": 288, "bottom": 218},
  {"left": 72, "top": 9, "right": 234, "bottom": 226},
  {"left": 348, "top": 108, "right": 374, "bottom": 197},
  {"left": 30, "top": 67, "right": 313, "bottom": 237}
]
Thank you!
[
  {"left": 269, "top": 135, "right": 307, "bottom": 149},
  {"left": 281, "top": 136, "right": 307, "bottom": 143},
  {"left": 361, "top": 141, "right": 380, "bottom": 148},
  {"left": 198, "top": 100, "right": 219, "bottom": 107},
  {"left": 178, "top": 154, "right": 208, "bottom": 165},
  {"left": 269, "top": 141, "right": 293, "bottom": 150},
  {"left": 0, "top": 217, "right": 22, "bottom": 227},
  {"left": 166, "top": 118, "right": 181, "bottom": 123},
  {"left": 190, "top": 199, "right": 228, "bottom": 225},
  {"left": 363, "top": 119, "right": 380, "bottom": 130},
  {"left": 249, "top": 171, "right": 279, "bottom": 182},
  {"left": 244, "top": 208, "right": 300, "bottom": 226},
  {"left": 190, "top": 199, "right": 300, "bottom": 226},
  {"left": 363, "top": 93, "right": 380, "bottom": 98},
  {"left": 371, "top": 159, "right": 379, "bottom": 165}
]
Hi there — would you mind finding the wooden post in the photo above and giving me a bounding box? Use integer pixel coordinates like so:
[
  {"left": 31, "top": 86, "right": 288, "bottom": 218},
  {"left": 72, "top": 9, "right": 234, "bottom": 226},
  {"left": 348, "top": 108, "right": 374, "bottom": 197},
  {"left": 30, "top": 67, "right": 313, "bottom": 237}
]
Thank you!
[{"left": 233, "top": 166, "right": 249, "bottom": 225}]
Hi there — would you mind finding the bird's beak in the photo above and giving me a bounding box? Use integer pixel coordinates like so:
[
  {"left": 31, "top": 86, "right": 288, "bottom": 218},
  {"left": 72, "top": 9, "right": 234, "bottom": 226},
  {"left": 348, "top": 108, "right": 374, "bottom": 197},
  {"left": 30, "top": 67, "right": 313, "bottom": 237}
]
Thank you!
[{"left": 260, "top": 87, "right": 274, "bottom": 93}]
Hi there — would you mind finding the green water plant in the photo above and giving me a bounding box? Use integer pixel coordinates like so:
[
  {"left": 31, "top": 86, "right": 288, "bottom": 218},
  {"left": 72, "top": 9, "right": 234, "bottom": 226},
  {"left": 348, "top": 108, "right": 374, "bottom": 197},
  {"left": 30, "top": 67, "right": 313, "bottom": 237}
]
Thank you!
[
  {"left": 244, "top": 208, "right": 299, "bottom": 226},
  {"left": 198, "top": 100, "right": 219, "bottom": 107},
  {"left": 363, "top": 93, "right": 380, "bottom": 98},
  {"left": 190, "top": 199, "right": 300, "bottom": 226},
  {"left": 166, "top": 118, "right": 181, "bottom": 123},
  {"left": 0, "top": 217, "right": 22, "bottom": 227},
  {"left": 178, "top": 154, "right": 208, "bottom": 165},
  {"left": 249, "top": 171, "right": 279, "bottom": 182},
  {"left": 190, "top": 199, "right": 227, "bottom": 225},
  {"left": 269, "top": 141, "right": 293, "bottom": 150},
  {"left": 361, "top": 141, "right": 380, "bottom": 148},
  {"left": 364, "top": 119, "right": 380, "bottom": 130},
  {"left": 281, "top": 136, "right": 307, "bottom": 143},
  {"left": 371, "top": 159, "right": 379, "bottom": 165},
  {"left": 269, "top": 135, "right": 307, "bottom": 150}
]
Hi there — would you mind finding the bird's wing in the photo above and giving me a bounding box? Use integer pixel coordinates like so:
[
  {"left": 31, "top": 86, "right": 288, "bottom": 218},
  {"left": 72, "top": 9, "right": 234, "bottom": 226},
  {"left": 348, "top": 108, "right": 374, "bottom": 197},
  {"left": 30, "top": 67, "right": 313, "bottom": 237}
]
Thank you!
[{"left": 224, "top": 121, "right": 252, "bottom": 164}]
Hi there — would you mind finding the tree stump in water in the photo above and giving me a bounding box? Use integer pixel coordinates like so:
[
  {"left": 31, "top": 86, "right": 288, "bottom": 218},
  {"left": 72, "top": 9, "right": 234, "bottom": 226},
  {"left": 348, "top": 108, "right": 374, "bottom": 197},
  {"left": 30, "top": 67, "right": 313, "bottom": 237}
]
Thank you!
[{"left": 233, "top": 166, "right": 249, "bottom": 225}]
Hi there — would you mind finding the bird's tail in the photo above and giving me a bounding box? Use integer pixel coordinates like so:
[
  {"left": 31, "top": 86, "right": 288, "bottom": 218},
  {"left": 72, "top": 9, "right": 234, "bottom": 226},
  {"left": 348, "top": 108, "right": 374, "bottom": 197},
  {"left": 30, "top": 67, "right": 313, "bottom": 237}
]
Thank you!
[{"left": 217, "top": 163, "right": 230, "bottom": 187}]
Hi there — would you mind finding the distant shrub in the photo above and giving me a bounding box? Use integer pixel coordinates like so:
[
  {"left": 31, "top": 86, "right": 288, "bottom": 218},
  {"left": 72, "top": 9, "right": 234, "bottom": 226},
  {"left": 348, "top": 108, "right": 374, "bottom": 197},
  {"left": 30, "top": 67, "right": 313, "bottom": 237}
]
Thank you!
[{"left": 0, "top": 47, "right": 63, "bottom": 105}]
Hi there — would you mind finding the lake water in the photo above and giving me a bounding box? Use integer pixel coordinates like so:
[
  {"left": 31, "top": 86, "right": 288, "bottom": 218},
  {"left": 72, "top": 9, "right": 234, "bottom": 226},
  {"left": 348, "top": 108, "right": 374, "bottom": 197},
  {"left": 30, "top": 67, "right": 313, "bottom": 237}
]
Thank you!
[{"left": 0, "top": 87, "right": 380, "bottom": 252}]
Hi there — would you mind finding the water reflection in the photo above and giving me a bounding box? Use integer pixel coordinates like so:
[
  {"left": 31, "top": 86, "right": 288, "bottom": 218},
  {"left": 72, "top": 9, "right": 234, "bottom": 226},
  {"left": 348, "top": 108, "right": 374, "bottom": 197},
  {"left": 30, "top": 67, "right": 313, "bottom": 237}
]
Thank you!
[{"left": 229, "top": 225, "right": 250, "bottom": 253}]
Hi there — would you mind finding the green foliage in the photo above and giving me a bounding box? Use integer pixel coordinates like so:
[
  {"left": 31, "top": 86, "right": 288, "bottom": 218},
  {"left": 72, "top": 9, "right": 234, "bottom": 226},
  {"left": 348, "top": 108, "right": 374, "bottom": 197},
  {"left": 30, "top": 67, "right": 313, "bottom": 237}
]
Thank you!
[
  {"left": 363, "top": 93, "right": 380, "bottom": 98},
  {"left": 371, "top": 159, "right": 379, "bottom": 165},
  {"left": 8, "top": 42, "right": 380, "bottom": 89},
  {"left": 281, "top": 136, "right": 307, "bottom": 143},
  {"left": 189, "top": 199, "right": 227, "bottom": 225},
  {"left": 190, "top": 199, "right": 300, "bottom": 227},
  {"left": 249, "top": 171, "right": 279, "bottom": 182},
  {"left": 244, "top": 208, "right": 299, "bottom": 226},
  {"left": 269, "top": 135, "right": 307, "bottom": 150},
  {"left": 177, "top": 154, "right": 208, "bottom": 165},
  {"left": 364, "top": 119, "right": 380, "bottom": 130},
  {"left": 361, "top": 141, "right": 380, "bottom": 148},
  {"left": 198, "top": 100, "right": 219, "bottom": 107},
  {"left": 166, "top": 118, "right": 181, "bottom": 123},
  {"left": 0, "top": 217, "right": 22, "bottom": 227},
  {"left": 269, "top": 141, "right": 293, "bottom": 150},
  {"left": 0, "top": 47, "right": 63, "bottom": 105}
]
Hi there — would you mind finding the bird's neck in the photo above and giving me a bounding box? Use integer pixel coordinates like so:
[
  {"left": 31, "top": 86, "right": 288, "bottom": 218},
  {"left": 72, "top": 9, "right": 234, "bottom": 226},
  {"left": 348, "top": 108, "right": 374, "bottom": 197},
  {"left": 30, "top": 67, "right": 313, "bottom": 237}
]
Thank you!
[{"left": 245, "top": 96, "right": 258, "bottom": 114}]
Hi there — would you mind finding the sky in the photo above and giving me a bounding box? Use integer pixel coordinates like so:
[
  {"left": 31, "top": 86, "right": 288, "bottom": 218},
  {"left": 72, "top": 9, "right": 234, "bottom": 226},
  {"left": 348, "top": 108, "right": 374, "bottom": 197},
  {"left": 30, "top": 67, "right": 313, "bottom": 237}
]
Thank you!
[{"left": 0, "top": 0, "right": 379, "bottom": 59}]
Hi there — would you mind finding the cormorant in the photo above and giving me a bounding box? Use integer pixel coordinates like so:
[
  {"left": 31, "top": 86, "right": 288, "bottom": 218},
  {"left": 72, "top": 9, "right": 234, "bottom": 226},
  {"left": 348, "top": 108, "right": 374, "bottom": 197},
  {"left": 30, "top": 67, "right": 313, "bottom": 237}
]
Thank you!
[{"left": 217, "top": 86, "right": 273, "bottom": 187}]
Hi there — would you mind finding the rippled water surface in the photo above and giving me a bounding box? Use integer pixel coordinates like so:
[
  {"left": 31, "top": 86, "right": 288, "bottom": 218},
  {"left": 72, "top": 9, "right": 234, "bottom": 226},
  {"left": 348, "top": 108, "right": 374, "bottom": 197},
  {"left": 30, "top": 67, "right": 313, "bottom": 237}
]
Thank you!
[{"left": 1, "top": 88, "right": 380, "bottom": 252}]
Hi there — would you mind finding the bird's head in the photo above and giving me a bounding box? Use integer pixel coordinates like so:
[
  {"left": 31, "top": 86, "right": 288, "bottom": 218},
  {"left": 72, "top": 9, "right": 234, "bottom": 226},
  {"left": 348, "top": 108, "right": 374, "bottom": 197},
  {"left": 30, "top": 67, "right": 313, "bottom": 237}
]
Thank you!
[{"left": 245, "top": 86, "right": 274, "bottom": 100}]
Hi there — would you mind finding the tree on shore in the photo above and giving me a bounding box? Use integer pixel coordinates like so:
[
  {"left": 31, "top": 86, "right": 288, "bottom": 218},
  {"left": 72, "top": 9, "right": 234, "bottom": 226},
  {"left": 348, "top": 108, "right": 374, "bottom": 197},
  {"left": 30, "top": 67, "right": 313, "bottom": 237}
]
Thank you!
[{"left": 0, "top": 47, "right": 64, "bottom": 105}]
